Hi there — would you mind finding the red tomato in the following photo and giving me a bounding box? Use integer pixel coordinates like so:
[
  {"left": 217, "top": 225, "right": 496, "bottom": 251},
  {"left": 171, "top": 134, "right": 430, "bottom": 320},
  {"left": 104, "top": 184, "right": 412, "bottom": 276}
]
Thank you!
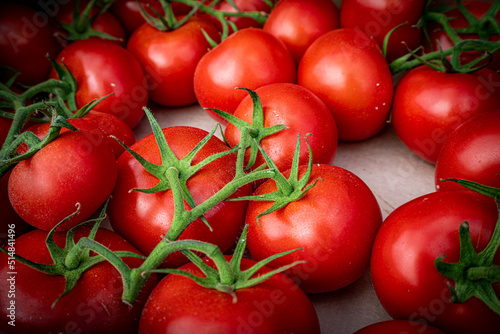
[
  {"left": 0, "top": 171, "right": 31, "bottom": 246},
  {"left": 263, "top": 0, "right": 340, "bottom": 65},
  {"left": 340, "top": 0, "right": 425, "bottom": 61},
  {"left": 139, "top": 256, "right": 321, "bottom": 334},
  {"left": 111, "top": 0, "right": 189, "bottom": 36},
  {"left": 298, "top": 28, "right": 393, "bottom": 141},
  {"left": 8, "top": 130, "right": 117, "bottom": 231},
  {"left": 201, "top": 0, "right": 271, "bottom": 33},
  {"left": 247, "top": 164, "right": 382, "bottom": 293},
  {"left": 424, "top": 0, "right": 500, "bottom": 71},
  {"left": 51, "top": 39, "right": 148, "bottom": 129},
  {"left": 435, "top": 109, "right": 500, "bottom": 191},
  {"left": 391, "top": 65, "right": 500, "bottom": 164},
  {"left": 21, "top": 110, "right": 136, "bottom": 159},
  {"left": 354, "top": 320, "right": 446, "bottom": 334},
  {"left": 0, "top": 3, "right": 61, "bottom": 86},
  {"left": 53, "top": 0, "right": 127, "bottom": 48},
  {"left": 127, "top": 16, "right": 220, "bottom": 107},
  {"left": 224, "top": 83, "right": 338, "bottom": 174},
  {"left": 108, "top": 126, "right": 252, "bottom": 268},
  {"left": 371, "top": 191, "right": 500, "bottom": 334},
  {"left": 0, "top": 225, "right": 156, "bottom": 334},
  {"left": 194, "top": 28, "right": 297, "bottom": 123}
]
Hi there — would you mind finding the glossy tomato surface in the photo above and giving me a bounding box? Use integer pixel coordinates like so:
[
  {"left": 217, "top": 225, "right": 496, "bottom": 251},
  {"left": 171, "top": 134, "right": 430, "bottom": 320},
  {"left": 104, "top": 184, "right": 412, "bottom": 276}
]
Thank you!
[
  {"left": 108, "top": 126, "right": 251, "bottom": 268},
  {"left": 247, "top": 164, "right": 382, "bottom": 293},
  {"left": 371, "top": 191, "right": 500, "bottom": 334},
  {"left": 0, "top": 225, "right": 156, "bottom": 334},
  {"left": 8, "top": 130, "right": 117, "bottom": 231},
  {"left": 139, "top": 256, "right": 321, "bottom": 334},
  {"left": 127, "top": 17, "right": 220, "bottom": 107},
  {"left": 435, "top": 109, "right": 500, "bottom": 191},
  {"left": 51, "top": 39, "right": 148, "bottom": 129},
  {"left": 21, "top": 110, "right": 136, "bottom": 159},
  {"left": 340, "top": 0, "right": 425, "bottom": 60},
  {"left": 194, "top": 28, "right": 296, "bottom": 123},
  {"left": 263, "top": 0, "right": 340, "bottom": 64},
  {"left": 224, "top": 83, "right": 338, "bottom": 174},
  {"left": 298, "top": 28, "right": 393, "bottom": 141},
  {"left": 391, "top": 66, "right": 500, "bottom": 163}
]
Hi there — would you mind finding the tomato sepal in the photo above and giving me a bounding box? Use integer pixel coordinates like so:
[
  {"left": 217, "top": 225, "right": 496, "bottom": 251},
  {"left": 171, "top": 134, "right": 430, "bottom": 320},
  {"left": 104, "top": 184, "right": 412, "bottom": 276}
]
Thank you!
[
  {"left": 146, "top": 225, "right": 304, "bottom": 302},
  {"left": 435, "top": 180, "right": 500, "bottom": 315},
  {"left": 208, "top": 87, "right": 289, "bottom": 170}
]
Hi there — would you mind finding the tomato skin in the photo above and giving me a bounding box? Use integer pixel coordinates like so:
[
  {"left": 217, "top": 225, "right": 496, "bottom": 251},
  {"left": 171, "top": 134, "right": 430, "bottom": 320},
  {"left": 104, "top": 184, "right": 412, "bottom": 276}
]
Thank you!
[
  {"left": 0, "top": 3, "right": 61, "bottom": 86},
  {"left": 210, "top": 0, "right": 273, "bottom": 31},
  {"left": 263, "top": 0, "right": 340, "bottom": 65},
  {"left": 194, "top": 28, "right": 297, "bottom": 123},
  {"left": 52, "top": 39, "right": 148, "bottom": 129},
  {"left": 435, "top": 109, "right": 500, "bottom": 192},
  {"left": 340, "top": 0, "right": 425, "bottom": 61},
  {"left": 424, "top": 0, "right": 500, "bottom": 71},
  {"left": 247, "top": 164, "right": 382, "bottom": 293},
  {"left": 111, "top": 0, "right": 192, "bottom": 36},
  {"left": 0, "top": 171, "right": 31, "bottom": 246},
  {"left": 108, "top": 126, "right": 252, "bottom": 268},
  {"left": 22, "top": 110, "right": 136, "bottom": 159},
  {"left": 53, "top": 0, "right": 127, "bottom": 48},
  {"left": 370, "top": 191, "right": 500, "bottom": 334},
  {"left": 8, "top": 130, "right": 117, "bottom": 231},
  {"left": 127, "top": 17, "right": 220, "bottom": 107},
  {"left": 0, "top": 225, "right": 157, "bottom": 334},
  {"left": 391, "top": 66, "right": 500, "bottom": 164},
  {"left": 298, "top": 28, "right": 393, "bottom": 141},
  {"left": 139, "top": 256, "right": 320, "bottom": 334},
  {"left": 354, "top": 320, "right": 446, "bottom": 334},
  {"left": 225, "top": 83, "right": 338, "bottom": 175}
]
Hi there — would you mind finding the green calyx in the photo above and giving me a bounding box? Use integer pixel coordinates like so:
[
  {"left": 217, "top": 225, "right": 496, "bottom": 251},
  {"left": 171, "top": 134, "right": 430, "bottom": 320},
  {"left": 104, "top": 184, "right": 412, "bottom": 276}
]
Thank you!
[
  {"left": 147, "top": 225, "right": 304, "bottom": 301},
  {"left": 0, "top": 201, "right": 145, "bottom": 309},
  {"left": 56, "top": 0, "right": 123, "bottom": 43},
  {"left": 113, "top": 106, "right": 239, "bottom": 233},
  {"left": 141, "top": 0, "right": 269, "bottom": 41},
  {"left": 390, "top": 0, "right": 500, "bottom": 74},
  {"left": 208, "top": 87, "right": 289, "bottom": 171},
  {"left": 435, "top": 179, "right": 500, "bottom": 315},
  {"left": 229, "top": 133, "right": 321, "bottom": 224},
  {"left": 0, "top": 59, "right": 82, "bottom": 176}
]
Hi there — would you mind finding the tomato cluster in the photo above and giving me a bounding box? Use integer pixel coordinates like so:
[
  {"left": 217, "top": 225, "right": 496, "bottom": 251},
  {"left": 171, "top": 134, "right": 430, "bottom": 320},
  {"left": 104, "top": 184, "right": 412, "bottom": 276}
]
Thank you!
[{"left": 0, "top": 0, "right": 499, "bottom": 333}]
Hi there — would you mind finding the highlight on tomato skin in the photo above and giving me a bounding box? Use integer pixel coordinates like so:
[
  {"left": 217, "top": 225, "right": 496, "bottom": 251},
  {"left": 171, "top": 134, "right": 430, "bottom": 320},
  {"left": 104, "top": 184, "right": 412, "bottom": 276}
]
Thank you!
[{"left": 435, "top": 109, "right": 500, "bottom": 192}]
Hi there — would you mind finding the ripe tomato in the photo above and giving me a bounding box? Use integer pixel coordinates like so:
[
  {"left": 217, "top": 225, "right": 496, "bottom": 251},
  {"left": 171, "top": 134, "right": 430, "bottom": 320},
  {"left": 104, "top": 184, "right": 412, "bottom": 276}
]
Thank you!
[
  {"left": 194, "top": 28, "right": 296, "bottom": 123},
  {"left": 371, "top": 191, "right": 500, "bottom": 334},
  {"left": 21, "top": 110, "right": 136, "bottom": 159},
  {"left": 340, "top": 0, "right": 425, "bottom": 61},
  {"left": 0, "top": 225, "right": 156, "bottom": 334},
  {"left": 391, "top": 65, "right": 500, "bottom": 164},
  {"left": 354, "top": 320, "right": 446, "bottom": 334},
  {"left": 224, "top": 83, "right": 338, "bottom": 175},
  {"left": 8, "top": 130, "right": 117, "bottom": 231},
  {"left": 108, "top": 126, "right": 252, "bottom": 268},
  {"left": 53, "top": 0, "right": 127, "bottom": 48},
  {"left": 435, "top": 109, "right": 500, "bottom": 192},
  {"left": 209, "top": 0, "right": 273, "bottom": 31},
  {"left": 247, "top": 164, "right": 382, "bottom": 293},
  {"left": 139, "top": 256, "right": 321, "bottom": 334},
  {"left": 127, "top": 16, "right": 220, "bottom": 107},
  {"left": 298, "top": 28, "right": 393, "bottom": 141},
  {"left": 263, "top": 0, "right": 340, "bottom": 64},
  {"left": 424, "top": 0, "right": 500, "bottom": 71},
  {"left": 0, "top": 171, "right": 31, "bottom": 246},
  {"left": 51, "top": 39, "right": 148, "bottom": 129},
  {"left": 0, "top": 2, "right": 61, "bottom": 86}
]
